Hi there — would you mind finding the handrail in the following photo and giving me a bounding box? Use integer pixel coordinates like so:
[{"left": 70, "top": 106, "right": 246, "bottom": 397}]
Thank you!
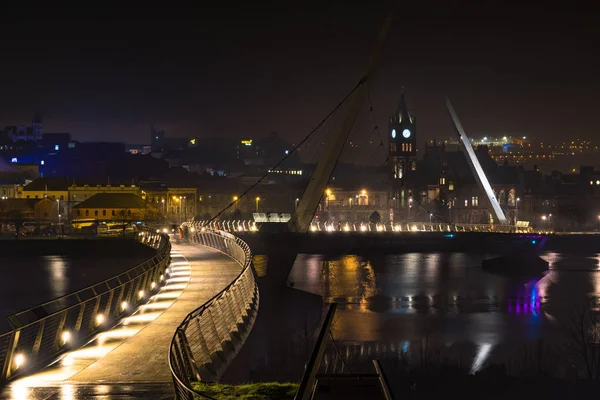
[
  {"left": 0, "top": 227, "right": 171, "bottom": 382},
  {"left": 168, "top": 222, "right": 259, "bottom": 400},
  {"left": 295, "top": 303, "right": 337, "bottom": 400}
]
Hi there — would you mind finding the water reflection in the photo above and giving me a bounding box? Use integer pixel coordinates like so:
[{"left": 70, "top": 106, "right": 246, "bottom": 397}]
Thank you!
[
  {"left": 288, "top": 251, "right": 600, "bottom": 368},
  {"left": 44, "top": 255, "right": 68, "bottom": 299}
]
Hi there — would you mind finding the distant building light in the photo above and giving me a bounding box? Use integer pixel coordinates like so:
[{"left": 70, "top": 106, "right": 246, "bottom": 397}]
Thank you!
[
  {"left": 241, "top": 139, "right": 253, "bottom": 146},
  {"left": 41, "top": 160, "right": 45, "bottom": 165},
  {"left": 523, "top": 136, "right": 526, "bottom": 139},
  {"left": 190, "top": 139, "right": 196, "bottom": 145},
  {"left": 10, "top": 158, "right": 17, "bottom": 163},
  {"left": 285, "top": 149, "right": 289, "bottom": 155},
  {"left": 54, "top": 144, "right": 59, "bottom": 151}
]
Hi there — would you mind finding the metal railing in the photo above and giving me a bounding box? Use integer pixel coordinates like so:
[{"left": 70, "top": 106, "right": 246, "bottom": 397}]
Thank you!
[
  {"left": 0, "top": 227, "right": 171, "bottom": 382},
  {"left": 193, "top": 219, "right": 543, "bottom": 234},
  {"left": 169, "top": 222, "right": 259, "bottom": 400}
]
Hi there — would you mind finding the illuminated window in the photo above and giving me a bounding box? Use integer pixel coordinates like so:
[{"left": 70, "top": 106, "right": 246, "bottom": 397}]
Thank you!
[
  {"left": 55, "top": 145, "right": 59, "bottom": 151},
  {"left": 448, "top": 182, "right": 454, "bottom": 191},
  {"left": 464, "top": 199, "right": 468, "bottom": 207},
  {"left": 471, "top": 196, "right": 479, "bottom": 207},
  {"left": 440, "top": 177, "right": 446, "bottom": 185}
]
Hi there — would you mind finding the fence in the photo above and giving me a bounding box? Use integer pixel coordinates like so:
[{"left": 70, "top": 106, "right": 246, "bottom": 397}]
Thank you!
[
  {"left": 0, "top": 227, "right": 171, "bottom": 382},
  {"left": 169, "top": 222, "right": 259, "bottom": 400}
]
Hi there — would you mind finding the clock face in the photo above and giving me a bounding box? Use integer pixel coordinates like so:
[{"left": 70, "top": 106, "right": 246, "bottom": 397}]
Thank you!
[
  {"left": 391, "top": 129, "right": 396, "bottom": 139},
  {"left": 402, "top": 129, "right": 411, "bottom": 138}
]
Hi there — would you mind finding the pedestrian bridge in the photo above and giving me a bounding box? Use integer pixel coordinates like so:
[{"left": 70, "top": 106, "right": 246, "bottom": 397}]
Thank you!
[
  {"left": 194, "top": 219, "right": 548, "bottom": 234},
  {"left": 0, "top": 226, "right": 258, "bottom": 400}
]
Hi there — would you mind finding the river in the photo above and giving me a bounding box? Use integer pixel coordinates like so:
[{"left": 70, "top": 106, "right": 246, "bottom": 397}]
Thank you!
[
  {"left": 0, "top": 240, "right": 155, "bottom": 333},
  {"left": 286, "top": 251, "right": 599, "bottom": 373}
]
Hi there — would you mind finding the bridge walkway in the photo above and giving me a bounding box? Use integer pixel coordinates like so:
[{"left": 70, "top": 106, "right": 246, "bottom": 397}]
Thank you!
[{"left": 2, "top": 239, "right": 241, "bottom": 400}]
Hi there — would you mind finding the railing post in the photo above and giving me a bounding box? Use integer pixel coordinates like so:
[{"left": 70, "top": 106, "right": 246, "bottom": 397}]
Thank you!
[
  {"left": 32, "top": 319, "right": 46, "bottom": 355},
  {"left": 74, "top": 302, "right": 86, "bottom": 333},
  {"left": 53, "top": 312, "right": 68, "bottom": 351},
  {"left": 1, "top": 330, "right": 20, "bottom": 380}
]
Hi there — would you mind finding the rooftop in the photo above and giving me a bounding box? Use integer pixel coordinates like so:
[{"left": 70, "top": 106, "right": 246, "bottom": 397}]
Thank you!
[{"left": 72, "top": 193, "right": 148, "bottom": 209}]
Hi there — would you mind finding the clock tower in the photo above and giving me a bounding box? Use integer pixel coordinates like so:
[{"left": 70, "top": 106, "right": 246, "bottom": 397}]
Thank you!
[{"left": 389, "top": 89, "right": 417, "bottom": 212}]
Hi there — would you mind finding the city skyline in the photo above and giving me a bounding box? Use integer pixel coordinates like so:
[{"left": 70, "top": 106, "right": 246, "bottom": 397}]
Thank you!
[{"left": 0, "top": 3, "right": 598, "bottom": 146}]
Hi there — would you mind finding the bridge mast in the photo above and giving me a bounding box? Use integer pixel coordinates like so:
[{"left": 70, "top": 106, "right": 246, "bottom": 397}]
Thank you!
[
  {"left": 445, "top": 99, "right": 509, "bottom": 225},
  {"left": 292, "top": 14, "right": 393, "bottom": 233}
]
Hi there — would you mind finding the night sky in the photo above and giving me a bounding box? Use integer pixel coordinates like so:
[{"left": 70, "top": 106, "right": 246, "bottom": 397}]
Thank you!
[{"left": 0, "top": 3, "right": 598, "bottom": 149}]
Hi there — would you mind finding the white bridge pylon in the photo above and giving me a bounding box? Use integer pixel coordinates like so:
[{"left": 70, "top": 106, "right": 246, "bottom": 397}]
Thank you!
[{"left": 445, "top": 99, "right": 509, "bottom": 225}]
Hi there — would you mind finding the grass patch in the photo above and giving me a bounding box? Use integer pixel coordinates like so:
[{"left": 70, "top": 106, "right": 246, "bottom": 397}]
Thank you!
[{"left": 192, "top": 382, "right": 298, "bottom": 400}]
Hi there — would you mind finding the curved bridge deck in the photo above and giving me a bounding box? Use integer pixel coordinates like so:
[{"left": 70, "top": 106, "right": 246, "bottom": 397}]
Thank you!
[{"left": 3, "top": 240, "right": 240, "bottom": 399}]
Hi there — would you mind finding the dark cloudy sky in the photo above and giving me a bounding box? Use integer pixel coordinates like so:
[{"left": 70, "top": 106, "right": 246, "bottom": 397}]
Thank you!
[{"left": 0, "top": 3, "right": 598, "bottom": 148}]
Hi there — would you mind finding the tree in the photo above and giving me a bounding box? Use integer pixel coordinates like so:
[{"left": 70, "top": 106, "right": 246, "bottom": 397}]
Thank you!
[{"left": 369, "top": 211, "right": 381, "bottom": 224}]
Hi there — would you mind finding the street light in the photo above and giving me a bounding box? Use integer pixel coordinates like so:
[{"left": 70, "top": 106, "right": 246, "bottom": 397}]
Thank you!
[
  {"left": 516, "top": 197, "right": 520, "bottom": 223},
  {"left": 255, "top": 197, "right": 260, "bottom": 213},
  {"left": 429, "top": 213, "right": 433, "bottom": 223}
]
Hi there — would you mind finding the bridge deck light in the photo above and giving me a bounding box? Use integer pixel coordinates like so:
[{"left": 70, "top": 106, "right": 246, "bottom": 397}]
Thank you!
[
  {"left": 138, "top": 290, "right": 145, "bottom": 299},
  {"left": 61, "top": 331, "right": 71, "bottom": 344},
  {"left": 151, "top": 282, "right": 156, "bottom": 289},
  {"left": 14, "top": 353, "right": 25, "bottom": 369},
  {"left": 159, "top": 274, "right": 164, "bottom": 281},
  {"left": 96, "top": 314, "right": 105, "bottom": 325}
]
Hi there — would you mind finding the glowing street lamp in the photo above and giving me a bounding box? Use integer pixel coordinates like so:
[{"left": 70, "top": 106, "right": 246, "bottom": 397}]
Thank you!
[{"left": 255, "top": 197, "right": 260, "bottom": 213}]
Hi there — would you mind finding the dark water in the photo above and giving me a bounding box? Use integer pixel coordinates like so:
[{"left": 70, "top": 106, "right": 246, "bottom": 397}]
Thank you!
[
  {"left": 0, "top": 248, "right": 154, "bottom": 333},
  {"left": 287, "top": 251, "right": 600, "bottom": 373}
]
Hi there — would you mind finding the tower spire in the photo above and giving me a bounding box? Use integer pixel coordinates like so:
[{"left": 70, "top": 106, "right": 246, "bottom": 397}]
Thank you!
[{"left": 394, "top": 88, "right": 412, "bottom": 124}]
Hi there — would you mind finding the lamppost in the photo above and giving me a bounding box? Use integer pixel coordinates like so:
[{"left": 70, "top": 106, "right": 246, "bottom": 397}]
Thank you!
[
  {"left": 255, "top": 197, "right": 260, "bottom": 213},
  {"left": 56, "top": 199, "right": 61, "bottom": 236},
  {"left": 429, "top": 213, "right": 433, "bottom": 223},
  {"left": 516, "top": 197, "right": 520, "bottom": 223},
  {"left": 161, "top": 198, "right": 165, "bottom": 220},
  {"left": 408, "top": 197, "right": 413, "bottom": 220},
  {"left": 325, "top": 189, "right": 331, "bottom": 211},
  {"left": 597, "top": 215, "right": 600, "bottom": 231},
  {"left": 179, "top": 196, "right": 183, "bottom": 223},
  {"left": 295, "top": 198, "right": 300, "bottom": 210}
]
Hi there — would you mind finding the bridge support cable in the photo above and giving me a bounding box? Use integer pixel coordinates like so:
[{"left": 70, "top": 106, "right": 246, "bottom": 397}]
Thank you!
[
  {"left": 205, "top": 81, "right": 363, "bottom": 224},
  {"left": 293, "top": 13, "right": 394, "bottom": 233}
]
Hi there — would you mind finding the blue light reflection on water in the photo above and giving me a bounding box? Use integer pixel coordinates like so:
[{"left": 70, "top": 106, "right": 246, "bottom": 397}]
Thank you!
[{"left": 289, "top": 251, "right": 600, "bottom": 370}]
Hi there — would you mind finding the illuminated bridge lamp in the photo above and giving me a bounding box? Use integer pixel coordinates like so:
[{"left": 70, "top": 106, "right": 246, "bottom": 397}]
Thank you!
[
  {"left": 96, "top": 314, "right": 105, "bottom": 326},
  {"left": 14, "top": 353, "right": 25, "bottom": 369},
  {"left": 151, "top": 282, "right": 156, "bottom": 289},
  {"left": 121, "top": 301, "right": 128, "bottom": 311},
  {"left": 138, "top": 290, "right": 145, "bottom": 299},
  {"left": 61, "top": 331, "right": 71, "bottom": 345}
]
